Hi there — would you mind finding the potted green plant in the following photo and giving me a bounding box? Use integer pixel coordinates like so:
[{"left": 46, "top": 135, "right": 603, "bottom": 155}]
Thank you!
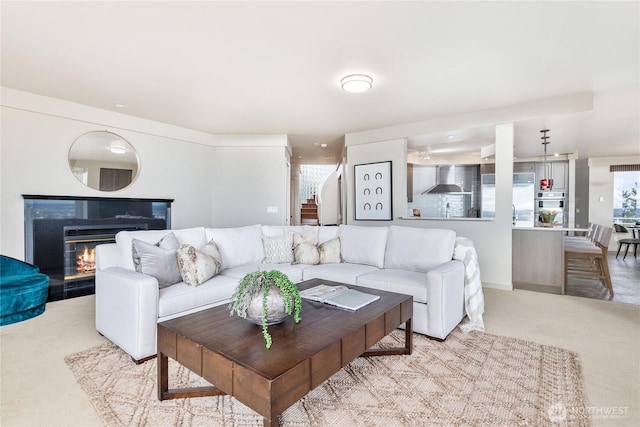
[{"left": 229, "top": 270, "right": 302, "bottom": 349}]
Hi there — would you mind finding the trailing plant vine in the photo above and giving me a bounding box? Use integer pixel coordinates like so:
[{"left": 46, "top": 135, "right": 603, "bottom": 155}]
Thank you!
[{"left": 229, "top": 270, "right": 302, "bottom": 349}]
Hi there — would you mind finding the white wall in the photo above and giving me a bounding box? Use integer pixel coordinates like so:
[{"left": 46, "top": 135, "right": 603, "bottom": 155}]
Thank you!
[
  {"left": 210, "top": 144, "right": 290, "bottom": 227},
  {"left": 0, "top": 88, "right": 290, "bottom": 258},
  {"left": 317, "top": 170, "right": 339, "bottom": 225}
]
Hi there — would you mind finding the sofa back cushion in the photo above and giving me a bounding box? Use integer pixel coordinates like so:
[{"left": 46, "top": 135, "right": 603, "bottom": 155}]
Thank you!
[
  {"left": 262, "top": 225, "right": 318, "bottom": 245},
  {"left": 116, "top": 227, "right": 206, "bottom": 271},
  {"left": 205, "top": 224, "right": 264, "bottom": 270},
  {"left": 384, "top": 226, "right": 456, "bottom": 272},
  {"left": 338, "top": 225, "right": 388, "bottom": 268},
  {"left": 317, "top": 226, "right": 339, "bottom": 244}
]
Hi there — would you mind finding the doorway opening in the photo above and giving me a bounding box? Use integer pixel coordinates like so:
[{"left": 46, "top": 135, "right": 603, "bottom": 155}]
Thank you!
[{"left": 295, "top": 165, "right": 336, "bottom": 225}]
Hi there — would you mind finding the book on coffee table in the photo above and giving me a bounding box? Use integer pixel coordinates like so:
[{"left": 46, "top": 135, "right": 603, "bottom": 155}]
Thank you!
[{"left": 300, "top": 284, "right": 380, "bottom": 310}]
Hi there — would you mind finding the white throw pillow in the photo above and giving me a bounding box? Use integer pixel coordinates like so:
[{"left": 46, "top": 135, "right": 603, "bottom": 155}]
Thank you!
[
  {"left": 262, "top": 232, "right": 294, "bottom": 264},
  {"left": 177, "top": 240, "right": 222, "bottom": 286},
  {"left": 319, "top": 237, "right": 342, "bottom": 264},
  {"left": 338, "top": 225, "right": 388, "bottom": 268},
  {"left": 131, "top": 233, "right": 182, "bottom": 287}
]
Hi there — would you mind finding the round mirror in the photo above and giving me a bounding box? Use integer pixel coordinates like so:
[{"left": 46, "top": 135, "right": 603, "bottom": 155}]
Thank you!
[{"left": 68, "top": 131, "right": 140, "bottom": 191}]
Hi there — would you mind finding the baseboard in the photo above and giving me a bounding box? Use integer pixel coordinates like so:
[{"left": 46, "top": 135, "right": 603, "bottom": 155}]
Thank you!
[
  {"left": 481, "top": 281, "right": 513, "bottom": 291},
  {"left": 512, "top": 282, "right": 562, "bottom": 295}
]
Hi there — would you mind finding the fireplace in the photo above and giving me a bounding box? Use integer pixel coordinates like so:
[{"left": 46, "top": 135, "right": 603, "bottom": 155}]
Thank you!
[
  {"left": 24, "top": 195, "right": 173, "bottom": 301},
  {"left": 62, "top": 224, "right": 149, "bottom": 297}
]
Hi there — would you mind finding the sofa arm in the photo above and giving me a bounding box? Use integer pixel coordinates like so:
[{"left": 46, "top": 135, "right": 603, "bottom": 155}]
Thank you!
[
  {"left": 96, "top": 243, "right": 119, "bottom": 271},
  {"left": 95, "top": 266, "right": 159, "bottom": 362},
  {"left": 426, "top": 260, "right": 465, "bottom": 339}
]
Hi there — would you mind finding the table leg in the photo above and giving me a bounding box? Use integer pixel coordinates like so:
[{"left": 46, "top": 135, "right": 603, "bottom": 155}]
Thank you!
[
  {"left": 157, "top": 352, "right": 169, "bottom": 401},
  {"left": 157, "top": 351, "right": 226, "bottom": 401},
  {"left": 405, "top": 317, "right": 413, "bottom": 355},
  {"left": 361, "top": 317, "right": 413, "bottom": 357}
]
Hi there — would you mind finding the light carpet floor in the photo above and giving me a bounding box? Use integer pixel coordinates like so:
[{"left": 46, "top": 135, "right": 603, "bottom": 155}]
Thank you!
[
  {"left": 64, "top": 329, "right": 588, "bottom": 427},
  {"left": 1, "top": 289, "right": 639, "bottom": 426}
]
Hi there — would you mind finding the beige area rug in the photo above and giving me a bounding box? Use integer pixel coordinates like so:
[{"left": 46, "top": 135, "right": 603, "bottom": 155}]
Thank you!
[{"left": 65, "top": 330, "right": 590, "bottom": 427}]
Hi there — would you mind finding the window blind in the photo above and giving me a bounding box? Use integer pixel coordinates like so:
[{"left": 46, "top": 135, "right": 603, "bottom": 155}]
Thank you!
[{"left": 609, "top": 164, "right": 640, "bottom": 172}]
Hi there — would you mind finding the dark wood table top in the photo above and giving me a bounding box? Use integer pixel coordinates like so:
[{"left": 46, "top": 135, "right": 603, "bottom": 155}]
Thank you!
[{"left": 159, "top": 278, "right": 412, "bottom": 380}]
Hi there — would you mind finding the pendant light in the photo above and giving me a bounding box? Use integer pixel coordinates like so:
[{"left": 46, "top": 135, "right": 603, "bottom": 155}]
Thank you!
[{"left": 539, "top": 129, "right": 553, "bottom": 190}]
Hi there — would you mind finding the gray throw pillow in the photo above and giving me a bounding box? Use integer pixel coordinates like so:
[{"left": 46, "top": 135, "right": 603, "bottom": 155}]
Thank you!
[{"left": 131, "top": 233, "right": 182, "bottom": 287}]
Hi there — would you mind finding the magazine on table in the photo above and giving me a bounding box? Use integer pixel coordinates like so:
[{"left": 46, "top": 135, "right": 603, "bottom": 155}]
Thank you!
[{"left": 299, "top": 284, "right": 380, "bottom": 311}]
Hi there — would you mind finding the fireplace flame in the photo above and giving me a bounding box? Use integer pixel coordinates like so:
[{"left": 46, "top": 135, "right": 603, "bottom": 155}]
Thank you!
[{"left": 76, "top": 246, "right": 96, "bottom": 273}]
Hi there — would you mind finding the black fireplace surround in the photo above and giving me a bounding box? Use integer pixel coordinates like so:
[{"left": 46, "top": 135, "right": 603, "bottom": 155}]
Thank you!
[{"left": 24, "top": 195, "right": 173, "bottom": 301}]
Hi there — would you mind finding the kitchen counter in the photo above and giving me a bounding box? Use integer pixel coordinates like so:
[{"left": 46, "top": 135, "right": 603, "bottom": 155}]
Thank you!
[
  {"left": 400, "top": 217, "right": 493, "bottom": 221},
  {"left": 513, "top": 225, "right": 589, "bottom": 233},
  {"left": 512, "top": 228, "right": 581, "bottom": 294}
]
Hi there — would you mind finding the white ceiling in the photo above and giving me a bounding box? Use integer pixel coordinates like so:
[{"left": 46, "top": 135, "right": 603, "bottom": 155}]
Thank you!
[{"left": 2, "top": 1, "right": 638, "bottom": 164}]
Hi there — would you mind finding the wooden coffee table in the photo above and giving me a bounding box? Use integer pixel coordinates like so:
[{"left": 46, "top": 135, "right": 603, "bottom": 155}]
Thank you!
[{"left": 157, "top": 278, "right": 413, "bottom": 427}]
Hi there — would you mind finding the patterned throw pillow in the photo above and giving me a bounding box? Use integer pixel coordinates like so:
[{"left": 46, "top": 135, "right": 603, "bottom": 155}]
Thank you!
[
  {"left": 262, "top": 232, "right": 294, "bottom": 264},
  {"left": 292, "top": 241, "right": 320, "bottom": 265},
  {"left": 293, "top": 229, "right": 317, "bottom": 246},
  {"left": 176, "top": 240, "right": 222, "bottom": 287},
  {"left": 132, "top": 233, "right": 182, "bottom": 287},
  {"left": 319, "top": 237, "right": 342, "bottom": 264}
]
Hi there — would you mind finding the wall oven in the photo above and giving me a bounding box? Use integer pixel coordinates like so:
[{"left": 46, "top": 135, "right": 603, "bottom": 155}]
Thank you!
[{"left": 535, "top": 191, "right": 567, "bottom": 226}]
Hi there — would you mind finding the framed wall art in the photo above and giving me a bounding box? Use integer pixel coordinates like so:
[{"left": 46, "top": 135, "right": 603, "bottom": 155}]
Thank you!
[{"left": 354, "top": 161, "right": 392, "bottom": 220}]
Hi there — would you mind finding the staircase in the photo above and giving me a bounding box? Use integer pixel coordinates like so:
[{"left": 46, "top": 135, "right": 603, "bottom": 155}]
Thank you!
[{"left": 301, "top": 197, "right": 319, "bottom": 225}]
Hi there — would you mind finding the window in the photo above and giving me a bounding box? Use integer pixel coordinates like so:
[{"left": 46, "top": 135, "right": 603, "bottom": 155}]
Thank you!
[{"left": 613, "top": 170, "right": 640, "bottom": 224}]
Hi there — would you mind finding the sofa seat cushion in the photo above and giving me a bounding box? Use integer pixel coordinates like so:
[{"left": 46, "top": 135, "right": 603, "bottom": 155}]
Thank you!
[
  {"left": 158, "top": 274, "right": 239, "bottom": 318},
  {"left": 357, "top": 269, "right": 428, "bottom": 304},
  {"left": 384, "top": 226, "right": 456, "bottom": 272},
  {"left": 220, "top": 264, "right": 306, "bottom": 283},
  {"left": 338, "top": 225, "right": 388, "bottom": 268},
  {"left": 258, "top": 264, "right": 306, "bottom": 283},
  {"left": 302, "top": 263, "right": 379, "bottom": 285}
]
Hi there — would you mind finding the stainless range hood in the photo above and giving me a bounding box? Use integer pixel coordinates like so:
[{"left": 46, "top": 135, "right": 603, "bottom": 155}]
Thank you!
[
  {"left": 421, "top": 165, "right": 470, "bottom": 194},
  {"left": 424, "top": 183, "right": 466, "bottom": 194}
]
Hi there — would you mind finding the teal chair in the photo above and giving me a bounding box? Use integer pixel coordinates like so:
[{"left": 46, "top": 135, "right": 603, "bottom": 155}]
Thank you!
[{"left": 1, "top": 255, "right": 50, "bottom": 326}]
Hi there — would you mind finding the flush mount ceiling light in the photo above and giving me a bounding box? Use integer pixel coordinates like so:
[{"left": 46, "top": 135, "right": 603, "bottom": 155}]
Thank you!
[
  {"left": 340, "top": 74, "right": 373, "bottom": 93},
  {"left": 109, "top": 146, "right": 127, "bottom": 154}
]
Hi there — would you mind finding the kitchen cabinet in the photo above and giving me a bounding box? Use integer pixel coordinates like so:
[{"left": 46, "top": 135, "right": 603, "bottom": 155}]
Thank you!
[{"left": 536, "top": 161, "right": 567, "bottom": 191}]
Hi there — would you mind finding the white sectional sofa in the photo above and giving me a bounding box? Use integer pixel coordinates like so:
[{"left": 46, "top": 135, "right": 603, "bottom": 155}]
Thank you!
[{"left": 95, "top": 224, "right": 466, "bottom": 362}]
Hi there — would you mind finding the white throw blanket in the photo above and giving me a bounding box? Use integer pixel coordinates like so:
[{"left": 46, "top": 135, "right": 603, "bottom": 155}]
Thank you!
[{"left": 453, "top": 237, "right": 485, "bottom": 333}]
